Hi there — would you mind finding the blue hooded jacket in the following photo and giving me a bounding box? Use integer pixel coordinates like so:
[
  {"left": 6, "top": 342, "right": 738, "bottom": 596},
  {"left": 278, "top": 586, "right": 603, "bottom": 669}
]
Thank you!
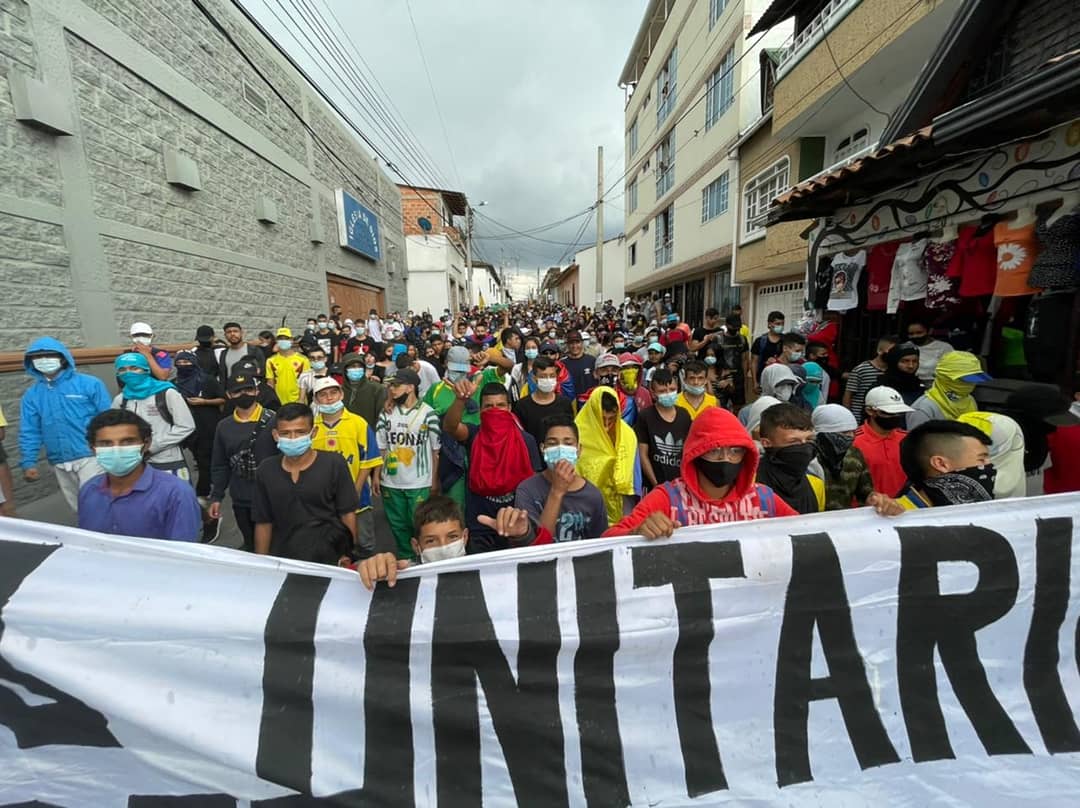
[{"left": 20, "top": 337, "right": 112, "bottom": 468}]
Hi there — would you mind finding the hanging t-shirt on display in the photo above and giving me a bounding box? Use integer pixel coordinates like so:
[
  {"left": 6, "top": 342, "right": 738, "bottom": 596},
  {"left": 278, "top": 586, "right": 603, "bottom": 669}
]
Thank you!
[
  {"left": 947, "top": 224, "right": 997, "bottom": 297},
  {"left": 924, "top": 239, "right": 961, "bottom": 309},
  {"left": 865, "top": 241, "right": 902, "bottom": 311},
  {"left": 993, "top": 220, "right": 1042, "bottom": 297},
  {"left": 886, "top": 238, "right": 928, "bottom": 314},
  {"left": 813, "top": 255, "right": 833, "bottom": 309},
  {"left": 826, "top": 250, "right": 865, "bottom": 311},
  {"left": 1029, "top": 211, "right": 1080, "bottom": 289}
]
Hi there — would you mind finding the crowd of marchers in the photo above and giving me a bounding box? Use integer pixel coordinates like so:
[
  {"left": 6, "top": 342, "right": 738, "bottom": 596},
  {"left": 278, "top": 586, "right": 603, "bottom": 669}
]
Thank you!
[{"left": 4, "top": 296, "right": 1079, "bottom": 586}]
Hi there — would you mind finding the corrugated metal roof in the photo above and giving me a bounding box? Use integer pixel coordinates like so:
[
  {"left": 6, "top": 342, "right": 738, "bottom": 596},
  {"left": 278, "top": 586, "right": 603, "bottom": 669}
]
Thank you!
[
  {"left": 772, "top": 127, "right": 933, "bottom": 207},
  {"left": 749, "top": 0, "right": 803, "bottom": 36}
]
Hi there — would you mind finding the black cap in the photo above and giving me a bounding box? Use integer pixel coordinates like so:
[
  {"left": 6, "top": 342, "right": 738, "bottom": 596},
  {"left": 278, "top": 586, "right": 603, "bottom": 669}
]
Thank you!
[
  {"left": 196, "top": 325, "right": 214, "bottom": 340},
  {"left": 226, "top": 371, "right": 258, "bottom": 393},
  {"left": 390, "top": 368, "right": 421, "bottom": 388}
]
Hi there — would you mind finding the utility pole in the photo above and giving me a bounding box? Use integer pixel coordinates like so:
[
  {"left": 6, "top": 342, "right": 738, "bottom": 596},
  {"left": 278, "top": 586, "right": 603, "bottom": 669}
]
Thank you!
[
  {"left": 465, "top": 204, "right": 473, "bottom": 310},
  {"left": 595, "top": 145, "right": 604, "bottom": 308}
]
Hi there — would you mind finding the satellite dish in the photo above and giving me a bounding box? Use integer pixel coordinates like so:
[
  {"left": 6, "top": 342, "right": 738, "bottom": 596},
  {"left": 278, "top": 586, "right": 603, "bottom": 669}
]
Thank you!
[{"left": 418, "top": 217, "right": 433, "bottom": 232}]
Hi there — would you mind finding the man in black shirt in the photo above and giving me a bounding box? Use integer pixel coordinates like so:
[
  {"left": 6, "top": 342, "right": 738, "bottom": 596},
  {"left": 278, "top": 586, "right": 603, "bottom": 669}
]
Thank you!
[
  {"left": 252, "top": 403, "right": 358, "bottom": 561},
  {"left": 635, "top": 369, "right": 692, "bottom": 488},
  {"left": 689, "top": 308, "right": 724, "bottom": 358},
  {"left": 512, "top": 357, "right": 575, "bottom": 446},
  {"left": 560, "top": 330, "right": 595, "bottom": 401}
]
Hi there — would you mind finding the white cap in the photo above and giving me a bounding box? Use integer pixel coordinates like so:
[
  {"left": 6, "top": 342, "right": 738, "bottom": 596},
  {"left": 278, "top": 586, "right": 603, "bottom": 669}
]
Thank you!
[
  {"left": 130, "top": 322, "right": 153, "bottom": 336},
  {"left": 864, "top": 385, "right": 914, "bottom": 414},
  {"left": 312, "top": 376, "right": 341, "bottom": 394}
]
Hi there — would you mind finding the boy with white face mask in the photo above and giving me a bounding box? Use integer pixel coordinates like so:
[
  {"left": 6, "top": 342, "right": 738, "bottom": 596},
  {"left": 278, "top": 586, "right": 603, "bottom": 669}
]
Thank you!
[
  {"left": 511, "top": 357, "right": 574, "bottom": 446},
  {"left": 356, "top": 495, "right": 469, "bottom": 590},
  {"left": 481, "top": 416, "right": 608, "bottom": 545}
]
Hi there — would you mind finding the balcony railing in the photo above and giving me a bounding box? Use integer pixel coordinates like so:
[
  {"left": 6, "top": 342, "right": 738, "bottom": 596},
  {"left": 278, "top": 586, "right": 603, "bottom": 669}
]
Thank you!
[{"left": 777, "top": 0, "right": 862, "bottom": 79}]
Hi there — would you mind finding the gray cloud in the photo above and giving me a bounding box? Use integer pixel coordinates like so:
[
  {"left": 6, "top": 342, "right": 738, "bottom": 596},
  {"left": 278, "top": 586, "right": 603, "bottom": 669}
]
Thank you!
[{"left": 244, "top": 0, "right": 645, "bottom": 271}]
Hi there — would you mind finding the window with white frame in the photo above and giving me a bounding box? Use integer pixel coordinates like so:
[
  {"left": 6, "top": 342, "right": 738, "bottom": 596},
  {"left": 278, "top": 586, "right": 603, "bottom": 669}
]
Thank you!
[
  {"left": 709, "top": 0, "right": 729, "bottom": 30},
  {"left": 834, "top": 126, "right": 871, "bottom": 163},
  {"left": 627, "top": 115, "right": 639, "bottom": 157},
  {"left": 701, "top": 171, "right": 729, "bottom": 222},
  {"left": 655, "top": 130, "right": 674, "bottom": 198},
  {"left": 705, "top": 46, "right": 735, "bottom": 130},
  {"left": 627, "top": 178, "right": 638, "bottom": 213},
  {"left": 655, "top": 205, "right": 674, "bottom": 267},
  {"left": 743, "top": 157, "right": 789, "bottom": 239},
  {"left": 656, "top": 46, "right": 677, "bottom": 126}
]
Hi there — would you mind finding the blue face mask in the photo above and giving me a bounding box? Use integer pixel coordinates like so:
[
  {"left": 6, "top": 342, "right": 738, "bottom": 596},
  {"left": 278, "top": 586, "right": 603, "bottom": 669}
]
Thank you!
[
  {"left": 311, "top": 361, "right": 326, "bottom": 371},
  {"left": 277, "top": 434, "right": 312, "bottom": 457},
  {"left": 95, "top": 446, "right": 144, "bottom": 476},
  {"left": 32, "top": 356, "right": 63, "bottom": 375},
  {"left": 544, "top": 445, "right": 579, "bottom": 466},
  {"left": 118, "top": 369, "right": 155, "bottom": 398},
  {"left": 657, "top": 391, "right": 679, "bottom": 408},
  {"left": 704, "top": 356, "right": 718, "bottom": 366},
  {"left": 772, "top": 325, "right": 785, "bottom": 335},
  {"left": 683, "top": 383, "right": 706, "bottom": 396},
  {"left": 319, "top": 400, "right": 344, "bottom": 415},
  {"left": 788, "top": 351, "right": 804, "bottom": 362},
  {"left": 346, "top": 368, "right": 365, "bottom": 381},
  {"left": 524, "top": 348, "right": 539, "bottom": 360},
  {"left": 277, "top": 339, "right": 293, "bottom": 351}
]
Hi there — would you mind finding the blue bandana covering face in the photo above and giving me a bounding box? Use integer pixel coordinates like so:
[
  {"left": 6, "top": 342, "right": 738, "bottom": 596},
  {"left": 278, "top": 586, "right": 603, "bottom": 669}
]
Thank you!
[{"left": 115, "top": 352, "right": 174, "bottom": 400}]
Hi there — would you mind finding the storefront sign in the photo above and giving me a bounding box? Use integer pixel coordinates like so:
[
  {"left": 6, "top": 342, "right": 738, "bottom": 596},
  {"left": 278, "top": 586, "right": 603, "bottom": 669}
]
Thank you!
[
  {"left": 336, "top": 188, "right": 381, "bottom": 261},
  {"left": 2, "top": 497, "right": 1080, "bottom": 805}
]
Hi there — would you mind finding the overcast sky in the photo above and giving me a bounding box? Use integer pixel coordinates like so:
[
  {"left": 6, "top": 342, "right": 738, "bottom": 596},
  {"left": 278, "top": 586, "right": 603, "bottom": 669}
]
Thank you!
[{"left": 243, "top": 0, "right": 646, "bottom": 273}]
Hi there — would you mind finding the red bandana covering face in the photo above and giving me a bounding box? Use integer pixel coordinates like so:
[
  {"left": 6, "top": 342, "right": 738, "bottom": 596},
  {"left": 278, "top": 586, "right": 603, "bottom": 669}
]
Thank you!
[{"left": 468, "top": 407, "right": 534, "bottom": 497}]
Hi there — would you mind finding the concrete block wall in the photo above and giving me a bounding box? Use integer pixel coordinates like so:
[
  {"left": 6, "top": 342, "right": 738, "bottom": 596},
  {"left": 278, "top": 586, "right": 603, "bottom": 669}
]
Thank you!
[{"left": 0, "top": 0, "right": 411, "bottom": 507}]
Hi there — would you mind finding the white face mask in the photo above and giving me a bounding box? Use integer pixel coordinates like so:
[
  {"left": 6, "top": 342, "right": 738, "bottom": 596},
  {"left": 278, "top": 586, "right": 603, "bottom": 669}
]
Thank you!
[
  {"left": 775, "top": 385, "right": 794, "bottom": 402},
  {"left": 536, "top": 377, "right": 558, "bottom": 394},
  {"left": 132, "top": 336, "right": 152, "bottom": 346},
  {"left": 420, "top": 538, "right": 466, "bottom": 563}
]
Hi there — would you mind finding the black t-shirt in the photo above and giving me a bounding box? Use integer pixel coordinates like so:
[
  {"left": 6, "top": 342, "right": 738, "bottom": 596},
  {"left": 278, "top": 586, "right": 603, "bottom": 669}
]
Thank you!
[
  {"left": 315, "top": 330, "right": 335, "bottom": 356},
  {"left": 691, "top": 326, "right": 724, "bottom": 359},
  {"left": 752, "top": 334, "right": 784, "bottom": 378},
  {"left": 512, "top": 395, "right": 576, "bottom": 447},
  {"left": 345, "top": 336, "right": 376, "bottom": 356},
  {"left": 252, "top": 451, "right": 358, "bottom": 556},
  {"left": 462, "top": 424, "right": 544, "bottom": 553},
  {"left": 562, "top": 354, "right": 596, "bottom": 395},
  {"left": 634, "top": 405, "right": 692, "bottom": 485}
]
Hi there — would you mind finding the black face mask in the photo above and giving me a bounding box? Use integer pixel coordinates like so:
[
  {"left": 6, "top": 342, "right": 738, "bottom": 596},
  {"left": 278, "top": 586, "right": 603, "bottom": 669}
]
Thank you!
[
  {"left": 909, "top": 335, "right": 929, "bottom": 346},
  {"left": 232, "top": 393, "right": 257, "bottom": 409},
  {"left": 176, "top": 365, "right": 196, "bottom": 377},
  {"left": 694, "top": 458, "right": 741, "bottom": 488},
  {"left": 197, "top": 340, "right": 213, "bottom": 348},
  {"left": 873, "top": 414, "right": 905, "bottom": 431},
  {"left": 393, "top": 392, "right": 411, "bottom": 406},
  {"left": 766, "top": 443, "right": 816, "bottom": 474},
  {"left": 923, "top": 464, "right": 996, "bottom": 506}
]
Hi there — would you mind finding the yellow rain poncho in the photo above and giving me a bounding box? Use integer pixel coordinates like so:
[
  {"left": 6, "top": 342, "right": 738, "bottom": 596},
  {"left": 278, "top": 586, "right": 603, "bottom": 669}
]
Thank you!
[{"left": 576, "top": 387, "right": 639, "bottom": 525}]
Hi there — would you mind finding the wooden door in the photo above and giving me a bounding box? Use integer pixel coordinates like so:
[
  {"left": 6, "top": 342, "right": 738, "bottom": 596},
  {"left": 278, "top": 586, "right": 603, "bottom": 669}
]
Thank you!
[{"left": 327, "top": 274, "right": 385, "bottom": 319}]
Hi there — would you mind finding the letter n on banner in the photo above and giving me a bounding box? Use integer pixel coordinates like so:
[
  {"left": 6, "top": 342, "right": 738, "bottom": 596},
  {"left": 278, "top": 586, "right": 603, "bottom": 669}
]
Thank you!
[
  {"left": 774, "top": 533, "right": 899, "bottom": 787},
  {"left": 632, "top": 541, "right": 744, "bottom": 798},
  {"left": 897, "top": 525, "right": 1031, "bottom": 762},
  {"left": 0, "top": 540, "right": 119, "bottom": 749},
  {"left": 431, "top": 560, "right": 567, "bottom": 807}
]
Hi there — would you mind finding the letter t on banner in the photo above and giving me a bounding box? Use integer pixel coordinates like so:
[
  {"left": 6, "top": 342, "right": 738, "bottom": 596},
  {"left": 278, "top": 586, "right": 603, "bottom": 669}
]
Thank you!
[{"left": 632, "top": 542, "right": 745, "bottom": 798}]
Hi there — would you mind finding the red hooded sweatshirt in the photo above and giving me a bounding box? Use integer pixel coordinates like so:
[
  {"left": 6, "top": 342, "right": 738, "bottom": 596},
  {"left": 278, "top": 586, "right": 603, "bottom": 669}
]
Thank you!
[{"left": 603, "top": 407, "right": 797, "bottom": 536}]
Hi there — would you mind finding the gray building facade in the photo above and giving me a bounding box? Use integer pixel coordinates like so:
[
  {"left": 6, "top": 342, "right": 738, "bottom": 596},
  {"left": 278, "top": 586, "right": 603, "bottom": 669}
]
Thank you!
[{"left": 0, "top": 0, "right": 408, "bottom": 505}]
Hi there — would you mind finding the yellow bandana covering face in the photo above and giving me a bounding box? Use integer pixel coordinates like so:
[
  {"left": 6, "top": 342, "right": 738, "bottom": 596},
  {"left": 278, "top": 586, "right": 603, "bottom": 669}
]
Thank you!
[
  {"left": 575, "top": 387, "right": 637, "bottom": 525},
  {"left": 926, "top": 351, "right": 983, "bottom": 420}
]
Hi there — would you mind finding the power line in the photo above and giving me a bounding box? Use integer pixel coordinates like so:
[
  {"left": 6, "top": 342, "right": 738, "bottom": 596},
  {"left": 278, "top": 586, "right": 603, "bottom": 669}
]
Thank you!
[
  {"left": 316, "top": 0, "right": 453, "bottom": 191},
  {"left": 295, "top": 0, "right": 450, "bottom": 189},
  {"left": 267, "top": 0, "right": 437, "bottom": 188},
  {"left": 822, "top": 30, "right": 891, "bottom": 123},
  {"left": 404, "top": 0, "right": 463, "bottom": 189}
]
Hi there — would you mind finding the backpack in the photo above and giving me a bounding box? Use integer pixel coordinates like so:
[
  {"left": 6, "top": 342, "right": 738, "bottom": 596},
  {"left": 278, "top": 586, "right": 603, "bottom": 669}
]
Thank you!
[
  {"left": 122, "top": 390, "right": 180, "bottom": 427},
  {"left": 660, "top": 480, "right": 779, "bottom": 523},
  {"left": 229, "top": 410, "right": 272, "bottom": 480}
]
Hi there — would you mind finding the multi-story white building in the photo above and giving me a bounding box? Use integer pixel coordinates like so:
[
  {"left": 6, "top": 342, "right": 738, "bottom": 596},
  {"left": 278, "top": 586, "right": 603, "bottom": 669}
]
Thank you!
[
  {"left": 399, "top": 185, "right": 470, "bottom": 315},
  {"left": 570, "top": 235, "right": 628, "bottom": 308},
  {"left": 618, "top": 0, "right": 791, "bottom": 325}
]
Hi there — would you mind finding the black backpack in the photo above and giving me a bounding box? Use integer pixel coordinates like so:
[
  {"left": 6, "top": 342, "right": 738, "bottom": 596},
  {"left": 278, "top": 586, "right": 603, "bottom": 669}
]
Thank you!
[{"left": 122, "top": 390, "right": 185, "bottom": 427}]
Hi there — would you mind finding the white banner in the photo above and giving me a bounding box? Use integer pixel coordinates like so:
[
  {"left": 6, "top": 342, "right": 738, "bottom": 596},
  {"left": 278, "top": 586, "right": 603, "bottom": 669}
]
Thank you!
[{"left": 2, "top": 496, "right": 1080, "bottom": 806}]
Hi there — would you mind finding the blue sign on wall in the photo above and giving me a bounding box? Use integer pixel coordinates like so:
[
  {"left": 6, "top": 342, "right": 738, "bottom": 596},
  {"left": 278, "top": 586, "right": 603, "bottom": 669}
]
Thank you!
[{"left": 335, "top": 188, "right": 381, "bottom": 261}]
